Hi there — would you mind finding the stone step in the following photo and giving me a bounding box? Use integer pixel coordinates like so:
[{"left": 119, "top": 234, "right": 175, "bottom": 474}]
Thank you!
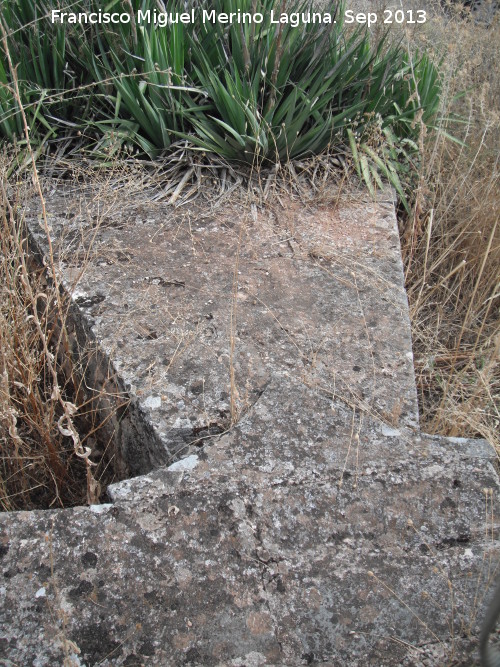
[
  {"left": 24, "top": 185, "right": 419, "bottom": 479},
  {"left": 0, "top": 399, "right": 497, "bottom": 665},
  {"left": 0, "top": 184, "right": 497, "bottom": 666}
]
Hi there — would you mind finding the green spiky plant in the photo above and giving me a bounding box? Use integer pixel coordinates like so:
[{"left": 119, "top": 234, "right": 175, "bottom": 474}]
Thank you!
[
  {"left": 83, "top": 0, "right": 197, "bottom": 155},
  {"left": 0, "top": 57, "right": 23, "bottom": 140},
  {"left": 183, "top": 0, "right": 439, "bottom": 169},
  {"left": 1, "top": 0, "right": 443, "bottom": 207},
  {"left": 0, "top": 0, "right": 90, "bottom": 137},
  {"left": 84, "top": 0, "right": 441, "bottom": 207}
]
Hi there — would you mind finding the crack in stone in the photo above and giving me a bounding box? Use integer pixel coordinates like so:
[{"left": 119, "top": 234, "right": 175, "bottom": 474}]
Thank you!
[{"left": 242, "top": 509, "right": 288, "bottom": 659}]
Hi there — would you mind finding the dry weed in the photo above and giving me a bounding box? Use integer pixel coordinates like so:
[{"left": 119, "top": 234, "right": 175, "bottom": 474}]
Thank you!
[{"left": 398, "top": 5, "right": 499, "bottom": 450}]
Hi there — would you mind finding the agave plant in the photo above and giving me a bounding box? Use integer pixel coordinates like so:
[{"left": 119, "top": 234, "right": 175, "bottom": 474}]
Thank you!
[
  {"left": 83, "top": 0, "right": 204, "bottom": 155},
  {"left": 180, "top": 0, "right": 361, "bottom": 162},
  {"left": 0, "top": 58, "right": 22, "bottom": 140},
  {"left": 80, "top": 0, "right": 441, "bottom": 168},
  {"left": 0, "top": 0, "right": 92, "bottom": 139},
  {"left": 0, "top": 0, "right": 443, "bottom": 205},
  {"left": 345, "top": 51, "right": 442, "bottom": 209},
  {"left": 178, "top": 0, "right": 441, "bottom": 172}
]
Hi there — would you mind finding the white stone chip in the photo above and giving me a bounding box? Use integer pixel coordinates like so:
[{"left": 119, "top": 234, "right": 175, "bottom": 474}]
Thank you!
[
  {"left": 168, "top": 455, "right": 199, "bottom": 472},
  {"left": 89, "top": 503, "right": 113, "bottom": 514},
  {"left": 143, "top": 395, "right": 162, "bottom": 409},
  {"left": 381, "top": 425, "right": 401, "bottom": 437}
]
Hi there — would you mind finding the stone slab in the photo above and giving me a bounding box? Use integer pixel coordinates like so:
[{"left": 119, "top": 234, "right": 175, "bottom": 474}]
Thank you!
[
  {"left": 0, "top": 389, "right": 498, "bottom": 665},
  {"left": 24, "top": 184, "right": 419, "bottom": 478}
]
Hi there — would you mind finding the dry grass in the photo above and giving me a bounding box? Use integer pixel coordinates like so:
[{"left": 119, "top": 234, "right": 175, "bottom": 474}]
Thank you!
[
  {"left": 399, "top": 4, "right": 500, "bottom": 449},
  {"left": 0, "top": 169, "right": 84, "bottom": 510},
  {"left": 0, "top": 161, "right": 130, "bottom": 511}
]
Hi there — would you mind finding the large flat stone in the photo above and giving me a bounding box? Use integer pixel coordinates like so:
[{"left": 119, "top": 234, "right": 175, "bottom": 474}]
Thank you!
[
  {"left": 24, "top": 185, "right": 419, "bottom": 477},
  {"left": 0, "top": 396, "right": 498, "bottom": 665}
]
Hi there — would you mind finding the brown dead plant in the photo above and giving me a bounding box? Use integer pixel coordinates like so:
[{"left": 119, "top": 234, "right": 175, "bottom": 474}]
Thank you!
[{"left": 399, "top": 3, "right": 500, "bottom": 451}]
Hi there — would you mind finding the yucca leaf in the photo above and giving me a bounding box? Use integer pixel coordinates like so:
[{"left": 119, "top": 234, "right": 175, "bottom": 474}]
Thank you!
[
  {"left": 360, "top": 154, "right": 374, "bottom": 197},
  {"left": 347, "top": 128, "right": 361, "bottom": 178}
]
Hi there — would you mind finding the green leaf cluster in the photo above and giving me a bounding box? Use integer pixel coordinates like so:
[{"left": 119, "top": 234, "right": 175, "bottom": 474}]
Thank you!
[{"left": 0, "top": 0, "right": 443, "bottom": 201}]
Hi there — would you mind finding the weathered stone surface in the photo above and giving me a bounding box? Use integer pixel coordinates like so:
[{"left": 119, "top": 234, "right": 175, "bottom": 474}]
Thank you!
[
  {"left": 24, "top": 185, "right": 419, "bottom": 477},
  {"left": 0, "top": 184, "right": 497, "bottom": 665},
  {"left": 0, "top": 407, "right": 497, "bottom": 665}
]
